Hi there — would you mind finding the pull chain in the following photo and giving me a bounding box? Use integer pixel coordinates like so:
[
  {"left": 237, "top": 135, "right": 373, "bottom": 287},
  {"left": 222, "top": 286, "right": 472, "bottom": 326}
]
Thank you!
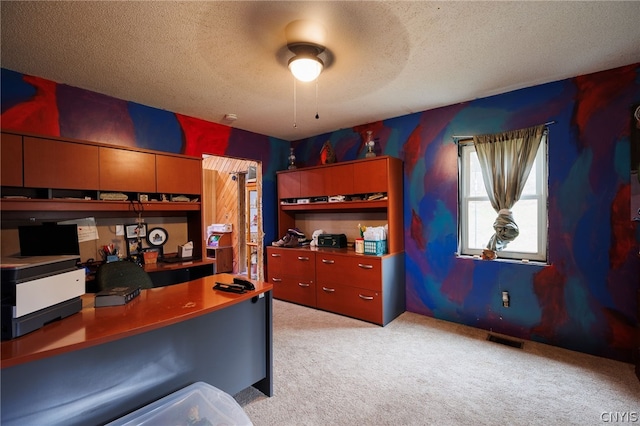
[
  {"left": 293, "top": 77, "right": 297, "bottom": 128},
  {"left": 315, "top": 78, "right": 319, "bottom": 120}
]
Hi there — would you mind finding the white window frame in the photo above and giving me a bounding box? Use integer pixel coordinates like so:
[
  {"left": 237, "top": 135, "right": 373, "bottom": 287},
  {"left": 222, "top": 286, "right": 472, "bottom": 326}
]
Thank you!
[{"left": 458, "top": 139, "right": 548, "bottom": 262}]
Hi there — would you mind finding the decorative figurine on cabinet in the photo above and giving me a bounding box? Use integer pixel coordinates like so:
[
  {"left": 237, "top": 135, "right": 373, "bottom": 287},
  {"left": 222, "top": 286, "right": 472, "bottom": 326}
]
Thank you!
[
  {"left": 364, "top": 130, "right": 376, "bottom": 158},
  {"left": 288, "top": 147, "right": 297, "bottom": 170},
  {"left": 320, "top": 140, "right": 336, "bottom": 164}
]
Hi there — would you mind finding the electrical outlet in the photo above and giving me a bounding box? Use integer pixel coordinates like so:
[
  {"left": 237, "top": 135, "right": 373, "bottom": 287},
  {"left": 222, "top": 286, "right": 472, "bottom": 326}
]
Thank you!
[
  {"left": 502, "top": 291, "right": 510, "bottom": 308},
  {"left": 116, "top": 225, "right": 124, "bottom": 236}
]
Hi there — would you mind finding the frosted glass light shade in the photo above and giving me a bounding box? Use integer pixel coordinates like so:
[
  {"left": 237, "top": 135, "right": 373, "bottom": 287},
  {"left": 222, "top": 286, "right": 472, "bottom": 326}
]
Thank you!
[{"left": 288, "top": 57, "right": 323, "bottom": 82}]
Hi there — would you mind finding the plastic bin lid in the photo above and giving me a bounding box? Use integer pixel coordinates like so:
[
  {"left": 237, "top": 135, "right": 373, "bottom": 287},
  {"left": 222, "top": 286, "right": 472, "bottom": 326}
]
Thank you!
[{"left": 107, "top": 381, "right": 253, "bottom": 426}]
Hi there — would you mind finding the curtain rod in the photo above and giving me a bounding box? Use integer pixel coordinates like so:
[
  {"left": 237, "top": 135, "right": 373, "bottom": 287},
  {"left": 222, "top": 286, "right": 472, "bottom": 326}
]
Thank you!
[{"left": 452, "top": 121, "right": 556, "bottom": 141}]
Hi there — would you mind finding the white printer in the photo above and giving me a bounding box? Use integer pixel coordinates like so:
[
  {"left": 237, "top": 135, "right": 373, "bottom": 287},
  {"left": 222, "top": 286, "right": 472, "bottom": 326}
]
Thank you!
[{"left": 1, "top": 255, "right": 84, "bottom": 340}]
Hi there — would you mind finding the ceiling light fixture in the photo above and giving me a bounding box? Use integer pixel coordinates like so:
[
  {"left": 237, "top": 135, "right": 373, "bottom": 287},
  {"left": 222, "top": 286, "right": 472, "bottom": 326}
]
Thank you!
[
  {"left": 288, "top": 43, "right": 324, "bottom": 82},
  {"left": 284, "top": 20, "right": 328, "bottom": 128}
]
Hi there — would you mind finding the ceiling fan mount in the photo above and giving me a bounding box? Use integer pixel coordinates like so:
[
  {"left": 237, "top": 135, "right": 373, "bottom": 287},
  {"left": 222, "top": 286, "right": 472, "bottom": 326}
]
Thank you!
[{"left": 284, "top": 20, "right": 330, "bottom": 82}]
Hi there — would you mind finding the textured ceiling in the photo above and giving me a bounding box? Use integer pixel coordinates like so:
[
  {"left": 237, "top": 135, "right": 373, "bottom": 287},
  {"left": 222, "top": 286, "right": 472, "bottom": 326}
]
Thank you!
[{"left": 2, "top": 1, "right": 640, "bottom": 141}]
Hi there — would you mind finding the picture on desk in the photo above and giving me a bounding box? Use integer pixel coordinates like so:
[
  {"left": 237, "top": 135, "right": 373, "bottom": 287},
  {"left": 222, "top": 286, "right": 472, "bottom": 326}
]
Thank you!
[
  {"left": 126, "top": 238, "right": 143, "bottom": 256},
  {"left": 125, "top": 223, "right": 147, "bottom": 239},
  {"left": 144, "top": 246, "right": 163, "bottom": 258}
]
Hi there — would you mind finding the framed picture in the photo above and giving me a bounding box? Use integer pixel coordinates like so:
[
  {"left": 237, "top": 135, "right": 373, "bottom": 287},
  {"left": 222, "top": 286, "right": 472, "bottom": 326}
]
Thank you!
[
  {"left": 125, "top": 223, "right": 147, "bottom": 239},
  {"left": 147, "top": 227, "right": 168, "bottom": 247},
  {"left": 126, "top": 238, "right": 142, "bottom": 256}
]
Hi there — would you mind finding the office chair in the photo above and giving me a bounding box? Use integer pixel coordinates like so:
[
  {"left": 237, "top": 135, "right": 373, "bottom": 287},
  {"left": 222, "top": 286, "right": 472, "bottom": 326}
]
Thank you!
[{"left": 95, "top": 260, "right": 154, "bottom": 292}]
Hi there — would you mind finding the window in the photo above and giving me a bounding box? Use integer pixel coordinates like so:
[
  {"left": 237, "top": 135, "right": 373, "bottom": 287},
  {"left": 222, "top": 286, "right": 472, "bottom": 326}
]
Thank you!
[{"left": 458, "top": 140, "right": 547, "bottom": 262}]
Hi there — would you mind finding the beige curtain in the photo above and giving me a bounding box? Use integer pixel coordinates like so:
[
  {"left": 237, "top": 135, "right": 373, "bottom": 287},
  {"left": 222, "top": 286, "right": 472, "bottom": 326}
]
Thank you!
[{"left": 473, "top": 124, "right": 546, "bottom": 256}]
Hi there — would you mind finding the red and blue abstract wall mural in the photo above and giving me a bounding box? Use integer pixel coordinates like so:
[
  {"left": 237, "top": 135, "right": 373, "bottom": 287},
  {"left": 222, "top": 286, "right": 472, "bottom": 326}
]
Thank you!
[
  {"left": 291, "top": 63, "right": 640, "bottom": 363},
  {"left": 1, "top": 68, "right": 290, "bottom": 248},
  {"left": 2, "top": 63, "right": 639, "bottom": 362}
]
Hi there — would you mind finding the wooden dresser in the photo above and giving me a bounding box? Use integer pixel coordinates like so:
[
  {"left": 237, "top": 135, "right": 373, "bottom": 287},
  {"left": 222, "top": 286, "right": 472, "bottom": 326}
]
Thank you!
[{"left": 267, "top": 156, "right": 405, "bottom": 326}]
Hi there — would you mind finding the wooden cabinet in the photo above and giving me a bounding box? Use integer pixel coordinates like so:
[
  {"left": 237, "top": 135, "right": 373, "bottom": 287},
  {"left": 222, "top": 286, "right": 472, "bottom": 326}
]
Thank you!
[
  {"left": 353, "top": 158, "right": 388, "bottom": 193},
  {"left": 267, "top": 247, "right": 405, "bottom": 326},
  {"left": 267, "top": 247, "right": 316, "bottom": 306},
  {"left": 1, "top": 133, "right": 23, "bottom": 187},
  {"left": 315, "top": 251, "right": 404, "bottom": 326},
  {"left": 23, "top": 136, "right": 99, "bottom": 190},
  {"left": 268, "top": 156, "right": 405, "bottom": 326},
  {"left": 1, "top": 131, "right": 205, "bottom": 259},
  {"left": 156, "top": 155, "right": 202, "bottom": 195},
  {"left": 276, "top": 156, "right": 404, "bottom": 254},
  {"left": 277, "top": 170, "right": 300, "bottom": 199},
  {"left": 205, "top": 246, "right": 233, "bottom": 273},
  {"left": 315, "top": 253, "right": 382, "bottom": 292},
  {"left": 324, "top": 163, "right": 354, "bottom": 196},
  {"left": 99, "top": 147, "right": 156, "bottom": 193}
]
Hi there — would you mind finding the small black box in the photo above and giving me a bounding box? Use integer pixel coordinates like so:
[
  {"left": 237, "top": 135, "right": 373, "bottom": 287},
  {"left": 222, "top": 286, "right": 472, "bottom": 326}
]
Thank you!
[
  {"left": 95, "top": 286, "right": 140, "bottom": 307},
  {"left": 317, "top": 234, "right": 348, "bottom": 248}
]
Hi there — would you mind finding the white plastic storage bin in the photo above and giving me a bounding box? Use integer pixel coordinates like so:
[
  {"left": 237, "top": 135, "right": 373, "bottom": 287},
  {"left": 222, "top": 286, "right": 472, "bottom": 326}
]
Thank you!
[{"left": 107, "top": 382, "right": 252, "bottom": 426}]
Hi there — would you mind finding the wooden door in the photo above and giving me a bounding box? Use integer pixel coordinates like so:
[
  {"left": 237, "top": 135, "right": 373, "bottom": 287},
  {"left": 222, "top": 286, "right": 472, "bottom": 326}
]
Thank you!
[
  {"left": 277, "top": 170, "right": 300, "bottom": 199},
  {"left": 23, "top": 137, "right": 99, "bottom": 189},
  {"left": 156, "top": 154, "right": 202, "bottom": 195},
  {"left": 99, "top": 147, "right": 156, "bottom": 192},
  {"left": 1, "top": 133, "right": 23, "bottom": 187},
  {"left": 353, "top": 158, "right": 388, "bottom": 194}
]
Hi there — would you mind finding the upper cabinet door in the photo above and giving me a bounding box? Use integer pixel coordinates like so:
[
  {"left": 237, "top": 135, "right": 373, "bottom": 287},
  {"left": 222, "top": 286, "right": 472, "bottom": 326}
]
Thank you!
[
  {"left": 99, "top": 147, "right": 156, "bottom": 192},
  {"left": 353, "top": 158, "right": 388, "bottom": 194},
  {"left": 1, "top": 133, "right": 23, "bottom": 187},
  {"left": 324, "top": 164, "right": 353, "bottom": 196},
  {"left": 156, "top": 155, "right": 202, "bottom": 195},
  {"left": 23, "top": 137, "right": 99, "bottom": 189},
  {"left": 277, "top": 170, "right": 300, "bottom": 199}
]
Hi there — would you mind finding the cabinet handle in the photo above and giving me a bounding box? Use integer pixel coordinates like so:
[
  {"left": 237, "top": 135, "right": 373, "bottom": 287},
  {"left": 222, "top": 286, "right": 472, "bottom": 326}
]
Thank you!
[
  {"left": 271, "top": 278, "right": 282, "bottom": 282},
  {"left": 358, "top": 294, "right": 374, "bottom": 300},
  {"left": 270, "top": 253, "right": 281, "bottom": 257},
  {"left": 298, "top": 282, "right": 310, "bottom": 287},
  {"left": 357, "top": 263, "right": 374, "bottom": 269},
  {"left": 297, "top": 256, "right": 310, "bottom": 261},
  {"left": 322, "top": 287, "right": 335, "bottom": 293},
  {"left": 321, "top": 259, "right": 335, "bottom": 264}
]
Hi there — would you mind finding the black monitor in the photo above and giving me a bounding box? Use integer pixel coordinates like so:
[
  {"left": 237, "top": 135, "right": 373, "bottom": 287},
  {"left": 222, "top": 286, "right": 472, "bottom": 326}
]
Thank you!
[{"left": 18, "top": 223, "right": 80, "bottom": 256}]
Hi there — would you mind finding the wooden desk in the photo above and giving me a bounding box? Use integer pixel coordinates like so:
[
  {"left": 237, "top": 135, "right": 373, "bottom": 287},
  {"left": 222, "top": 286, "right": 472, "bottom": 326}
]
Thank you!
[{"left": 1, "top": 274, "right": 273, "bottom": 426}]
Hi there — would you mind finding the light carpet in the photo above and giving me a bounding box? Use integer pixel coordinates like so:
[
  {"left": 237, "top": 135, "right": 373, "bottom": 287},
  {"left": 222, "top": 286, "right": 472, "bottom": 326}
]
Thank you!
[{"left": 234, "top": 300, "right": 640, "bottom": 425}]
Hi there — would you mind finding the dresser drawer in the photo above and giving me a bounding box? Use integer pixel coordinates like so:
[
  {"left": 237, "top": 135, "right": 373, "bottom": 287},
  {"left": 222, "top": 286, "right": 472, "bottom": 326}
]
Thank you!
[
  {"left": 267, "top": 248, "right": 314, "bottom": 279},
  {"left": 317, "top": 283, "right": 382, "bottom": 325},
  {"left": 271, "top": 276, "right": 316, "bottom": 307},
  {"left": 315, "top": 254, "right": 382, "bottom": 291}
]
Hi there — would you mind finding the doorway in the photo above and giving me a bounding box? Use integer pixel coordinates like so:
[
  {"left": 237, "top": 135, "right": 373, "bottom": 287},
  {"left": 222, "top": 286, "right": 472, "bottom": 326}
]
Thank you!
[{"left": 201, "top": 155, "right": 263, "bottom": 281}]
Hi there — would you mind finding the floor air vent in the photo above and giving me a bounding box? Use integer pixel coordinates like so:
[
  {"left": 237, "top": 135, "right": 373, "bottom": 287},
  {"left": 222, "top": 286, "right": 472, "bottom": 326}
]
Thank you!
[{"left": 487, "top": 334, "right": 524, "bottom": 349}]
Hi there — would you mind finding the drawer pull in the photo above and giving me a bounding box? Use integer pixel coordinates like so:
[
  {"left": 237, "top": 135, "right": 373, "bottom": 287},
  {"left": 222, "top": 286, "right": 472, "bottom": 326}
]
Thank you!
[
  {"left": 322, "top": 287, "right": 335, "bottom": 293},
  {"left": 359, "top": 294, "right": 374, "bottom": 301},
  {"left": 298, "top": 282, "right": 310, "bottom": 287},
  {"left": 270, "top": 253, "right": 281, "bottom": 257},
  {"left": 321, "top": 259, "right": 335, "bottom": 264},
  {"left": 357, "top": 263, "right": 374, "bottom": 269},
  {"left": 297, "top": 256, "right": 310, "bottom": 261},
  {"left": 271, "top": 278, "right": 282, "bottom": 282}
]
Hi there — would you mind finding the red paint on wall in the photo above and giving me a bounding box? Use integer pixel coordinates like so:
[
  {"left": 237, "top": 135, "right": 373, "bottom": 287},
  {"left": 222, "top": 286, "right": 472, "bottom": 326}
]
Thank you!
[
  {"left": 531, "top": 264, "right": 568, "bottom": 339},
  {"left": 177, "top": 114, "right": 231, "bottom": 157},
  {"left": 1, "top": 75, "right": 59, "bottom": 136},
  {"left": 573, "top": 64, "right": 637, "bottom": 141},
  {"left": 440, "top": 260, "right": 474, "bottom": 304},
  {"left": 610, "top": 184, "right": 636, "bottom": 269},
  {"left": 410, "top": 209, "right": 426, "bottom": 251},
  {"left": 602, "top": 308, "right": 636, "bottom": 350},
  {"left": 403, "top": 124, "right": 424, "bottom": 176}
]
